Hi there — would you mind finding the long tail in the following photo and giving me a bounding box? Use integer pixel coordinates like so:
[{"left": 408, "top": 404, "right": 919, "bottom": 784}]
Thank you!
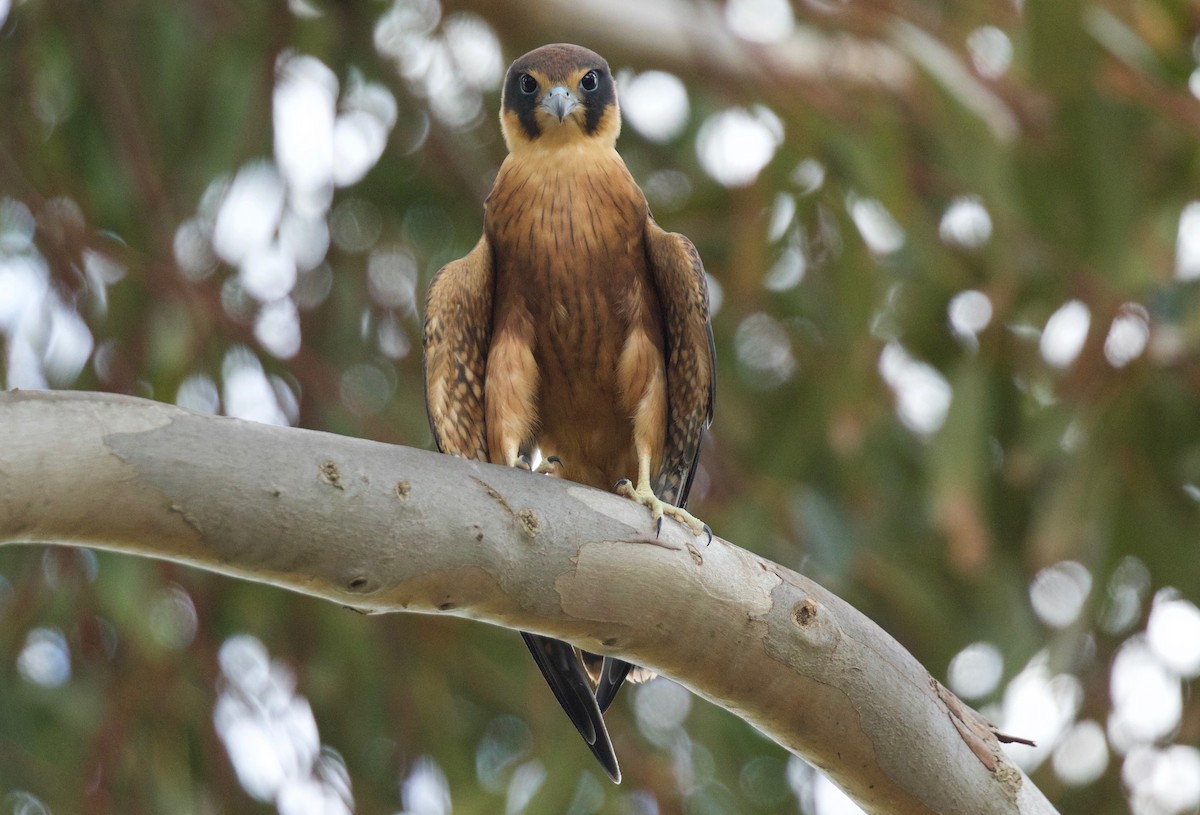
[
  {"left": 521, "top": 632, "right": 621, "bottom": 782},
  {"left": 594, "top": 657, "right": 632, "bottom": 713}
]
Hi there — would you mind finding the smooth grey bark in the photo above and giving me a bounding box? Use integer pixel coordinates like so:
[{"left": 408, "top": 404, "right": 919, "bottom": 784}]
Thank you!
[{"left": 0, "top": 390, "right": 1059, "bottom": 815}]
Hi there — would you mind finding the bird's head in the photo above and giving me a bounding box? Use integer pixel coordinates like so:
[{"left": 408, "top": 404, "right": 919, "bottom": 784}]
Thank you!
[{"left": 500, "top": 43, "right": 620, "bottom": 154}]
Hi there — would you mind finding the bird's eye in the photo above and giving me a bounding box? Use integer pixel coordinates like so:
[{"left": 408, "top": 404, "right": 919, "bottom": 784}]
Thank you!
[
  {"left": 519, "top": 74, "right": 538, "bottom": 95},
  {"left": 580, "top": 71, "right": 599, "bottom": 93}
]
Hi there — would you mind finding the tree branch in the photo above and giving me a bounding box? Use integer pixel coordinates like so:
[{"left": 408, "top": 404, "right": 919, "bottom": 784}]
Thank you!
[{"left": 0, "top": 390, "right": 1058, "bottom": 815}]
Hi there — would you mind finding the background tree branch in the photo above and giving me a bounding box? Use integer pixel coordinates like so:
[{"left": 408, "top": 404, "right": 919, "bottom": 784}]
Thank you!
[{"left": 0, "top": 390, "right": 1058, "bottom": 814}]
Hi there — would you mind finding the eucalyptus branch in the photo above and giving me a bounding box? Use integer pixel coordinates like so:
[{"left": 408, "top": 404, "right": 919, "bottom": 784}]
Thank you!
[{"left": 0, "top": 390, "right": 1058, "bottom": 815}]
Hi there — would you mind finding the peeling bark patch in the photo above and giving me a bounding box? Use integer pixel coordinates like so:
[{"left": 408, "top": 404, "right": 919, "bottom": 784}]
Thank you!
[
  {"left": 793, "top": 598, "right": 818, "bottom": 627},
  {"left": 319, "top": 460, "right": 343, "bottom": 489},
  {"left": 517, "top": 508, "right": 541, "bottom": 538},
  {"left": 394, "top": 480, "right": 411, "bottom": 500},
  {"left": 471, "top": 476, "right": 513, "bottom": 516},
  {"left": 947, "top": 704, "right": 997, "bottom": 771},
  {"left": 933, "top": 678, "right": 1021, "bottom": 789},
  {"left": 685, "top": 542, "right": 703, "bottom": 565},
  {"left": 994, "top": 730, "right": 1037, "bottom": 747},
  {"left": 166, "top": 503, "right": 203, "bottom": 534}
]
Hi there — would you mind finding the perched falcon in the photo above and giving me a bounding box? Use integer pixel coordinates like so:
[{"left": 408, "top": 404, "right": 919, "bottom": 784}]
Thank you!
[{"left": 422, "top": 43, "right": 715, "bottom": 783}]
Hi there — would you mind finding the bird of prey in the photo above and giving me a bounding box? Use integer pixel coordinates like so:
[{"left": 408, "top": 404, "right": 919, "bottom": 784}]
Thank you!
[{"left": 422, "top": 43, "right": 715, "bottom": 783}]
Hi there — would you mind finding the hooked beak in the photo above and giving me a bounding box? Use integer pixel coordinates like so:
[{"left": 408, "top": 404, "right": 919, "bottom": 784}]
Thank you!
[{"left": 541, "top": 85, "right": 578, "bottom": 122}]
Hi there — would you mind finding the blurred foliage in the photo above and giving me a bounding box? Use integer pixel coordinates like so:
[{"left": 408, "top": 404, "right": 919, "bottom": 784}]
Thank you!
[{"left": 3, "top": 0, "right": 1200, "bottom": 813}]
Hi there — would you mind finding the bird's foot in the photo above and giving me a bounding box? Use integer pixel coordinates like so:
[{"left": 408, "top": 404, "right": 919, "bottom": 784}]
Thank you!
[
  {"left": 516, "top": 455, "right": 563, "bottom": 475},
  {"left": 536, "top": 455, "right": 563, "bottom": 476},
  {"left": 614, "top": 478, "right": 712, "bottom": 543}
]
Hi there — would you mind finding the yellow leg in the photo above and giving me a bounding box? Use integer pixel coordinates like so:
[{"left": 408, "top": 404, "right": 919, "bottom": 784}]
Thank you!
[{"left": 615, "top": 453, "right": 711, "bottom": 540}]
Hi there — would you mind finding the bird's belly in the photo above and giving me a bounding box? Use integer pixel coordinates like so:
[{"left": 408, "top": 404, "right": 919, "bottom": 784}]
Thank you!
[
  {"left": 486, "top": 166, "right": 658, "bottom": 488},
  {"left": 531, "top": 290, "right": 638, "bottom": 489}
]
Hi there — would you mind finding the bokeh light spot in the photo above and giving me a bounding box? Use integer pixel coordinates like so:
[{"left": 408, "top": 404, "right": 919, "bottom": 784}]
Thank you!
[
  {"left": 176, "top": 374, "right": 221, "bottom": 415},
  {"left": 635, "top": 678, "right": 692, "bottom": 747},
  {"left": 17, "top": 627, "right": 71, "bottom": 687},
  {"left": 791, "top": 159, "right": 825, "bottom": 195},
  {"left": 739, "top": 756, "right": 791, "bottom": 807},
  {"left": 222, "top": 346, "right": 290, "bottom": 426},
  {"left": 763, "top": 244, "right": 806, "bottom": 292},
  {"left": 622, "top": 71, "right": 690, "bottom": 143},
  {"left": 330, "top": 198, "right": 383, "bottom": 253},
  {"left": 947, "top": 641, "right": 1003, "bottom": 699},
  {"left": 3, "top": 791, "right": 50, "bottom": 815},
  {"left": 340, "top": 362, "right": 394, "bottom": 417},
  {"left": 1109, "top": 637, "right": 1182, "bottom": 750},
  {"left": 475, "top": 715, "right": 532, "bottom": 792},
  {"left": 847, "top": 194, "right": 905, "bottom": 255},
  {"left": 1001, "top": 652, "right": 1082, "bottom": 769},
  {"left": 813, "top": 772, "right": 867, "bottom": 815},
  {"left": 725, "top": 0, "right": 795, "bottom": 43},
  {"left": 1175, "top": 201, "right": 1200, "bottom": 280},
  {"left": 241, "top": 244, "right": 297, "bottom": 303},
  {"left": 215, "top": 635, "right": 353, "bottom": 811},
  {"left": 333, "top": 72, "right": 399, "bottom": 188},
  {"left": 1104, "top": 303, "right": 1149, "bottom": 368},
  {"left": 174, "top": 218, "right": 218, "bottom": 281},
  {"left": 1123, "top": 745, "right": 1200, "bottom": 815},
  {"left": 939, "top": 195, "right": 992, "bottom": 249},
  {"left": 1147, "top": 591, "right": 1200, "bottom": 677},
  {"left": 280, "top": 211, "right": 331, "bottom": 273},
  {"left": 948, "top": 289, "right": 993, "bottom": 344},
  {"left": 401, "top": 756, "right": 452, "bottom": 815},
  {"left": 966, "top": 26, "right": 1013, "bottom": 78},
  {"left": 147, "top": 585, "right": 199, "bottom": 650},
  {"left": 878, "top": 343, "right": 951, "bottom": 436},
  {"left": 377, "top": 312, "right": 412, "bottom": 360},
  {"left": 734, "top": 312, "right": 796, "bottom": 387},
  {"left": 1053, "top": 720, "right": 1108, "bottom": 786},
  {"left": 504, "top": 760, "right": 545, "bottom": 815},
  {"left": 1040, "top": 300, "right": 1090, "bottom": 368},
  {"left": 213, "top": 163, "right": 286, "bottom": 267},
  {"left": 443, "top": 14, "right": 503, "bottom": 91},
  {"left": 0, "top": 198, "right": 35, "bottom": 252},
  {"left": 367, "top": 246, "right": 419, "bottom": 312},
  {"left": 274, "top": 53, "right": 338, "bottom": 196},
  {"left": 1030, "top": 560, "right": 1092, "bottom": 628},
  {"left": 696, "top": 107, "right": 783, "bottom": 187},
  {"left": 255, "top": 298, "right": 302, "bottom": 359},
  {"left": 1100, "top": 556, "right": 1151, "bottom": 635}
]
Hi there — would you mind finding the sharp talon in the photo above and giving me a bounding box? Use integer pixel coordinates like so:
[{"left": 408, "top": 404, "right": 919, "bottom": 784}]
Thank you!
[
  {"left": 536, "top": 455, "right": 564, "bottom": 475},
  {"left": 655, "top": 516, "right": 663, "bottom": 538},
  {"left": 614, "top": 478, "right": 632, "bottom": 492},
  {"left": 516, "top": 455, "right": 533, "bottom": 471},
  {"left": 703, "top": 524, "right": 713, "bottom": 545}
]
